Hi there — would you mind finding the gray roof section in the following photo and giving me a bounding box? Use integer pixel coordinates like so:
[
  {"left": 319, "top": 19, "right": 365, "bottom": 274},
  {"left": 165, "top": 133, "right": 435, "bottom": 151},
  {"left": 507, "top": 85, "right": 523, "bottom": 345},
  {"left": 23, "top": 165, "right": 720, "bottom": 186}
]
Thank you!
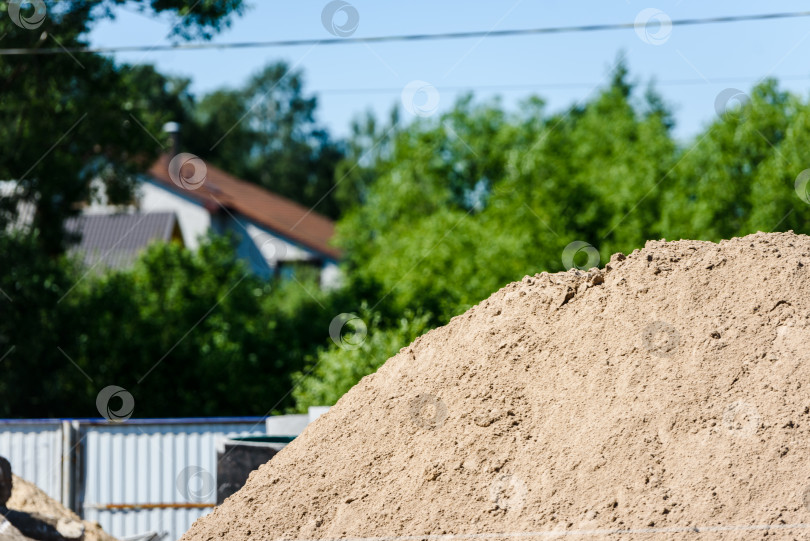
[{"left": 65, "top": 212, "right": 178, "bottom": 270}]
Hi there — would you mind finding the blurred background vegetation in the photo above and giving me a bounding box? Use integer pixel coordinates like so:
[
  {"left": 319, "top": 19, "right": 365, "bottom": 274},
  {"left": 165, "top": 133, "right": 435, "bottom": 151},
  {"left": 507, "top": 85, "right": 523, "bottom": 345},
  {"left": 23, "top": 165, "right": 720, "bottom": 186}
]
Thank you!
[{"left": 3, "top": 1, "right": 810, "bottom": 417}]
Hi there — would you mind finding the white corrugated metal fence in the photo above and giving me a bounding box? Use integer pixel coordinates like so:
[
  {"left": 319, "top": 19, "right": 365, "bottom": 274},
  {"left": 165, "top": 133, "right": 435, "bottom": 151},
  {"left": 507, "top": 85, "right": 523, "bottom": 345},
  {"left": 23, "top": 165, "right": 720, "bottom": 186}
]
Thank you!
[{"left": 0, "top": 418, "right": 267, "bottom": 541}]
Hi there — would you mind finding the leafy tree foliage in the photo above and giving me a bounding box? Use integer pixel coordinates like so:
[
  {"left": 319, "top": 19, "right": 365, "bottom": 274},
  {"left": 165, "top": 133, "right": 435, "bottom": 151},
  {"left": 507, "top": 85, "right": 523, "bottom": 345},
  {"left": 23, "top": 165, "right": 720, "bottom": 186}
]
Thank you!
[
  {"left": 0, "top": 0, "right": 244, "bottom": 254},
  {"left": 186, "top": 62, "right": 345, "bottom": 218},
  {"left": 0, "top": 232, "right": 80, "bottom": 416},
  {"left": 292, "top": 309, "right": 430, "bottom": 410},
  {"left": 7, "top": 51, "right": 810, "bottom": 416},
  {"left": 0, "top": 235, "right": 341, "bottom": 418},
  {"left": 658, "top": 80, "right": 806, "bottom": 239},
  {"left": 335, "top": 63, "right": 675, "bottom": 322}
]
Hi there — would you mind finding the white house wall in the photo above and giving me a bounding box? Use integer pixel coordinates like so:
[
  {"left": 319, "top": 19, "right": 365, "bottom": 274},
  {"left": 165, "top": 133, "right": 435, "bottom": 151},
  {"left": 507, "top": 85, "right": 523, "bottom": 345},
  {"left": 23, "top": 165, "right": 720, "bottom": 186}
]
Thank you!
[
  {"left": 138, "top": 181, "right": 210, "bottom": 250},
  {"left": 320, "top": 261, "right": 342, "bottom": 289},
  {"left": 244, "top": 222, "right": 314, "bottom": 266}
]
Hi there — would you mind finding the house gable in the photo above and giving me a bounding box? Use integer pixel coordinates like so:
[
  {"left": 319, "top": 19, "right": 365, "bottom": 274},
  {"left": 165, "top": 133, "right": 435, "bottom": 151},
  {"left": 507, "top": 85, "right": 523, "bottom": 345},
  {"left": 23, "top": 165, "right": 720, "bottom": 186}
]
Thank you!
[
  {"left": 146, "top": 155, "right": 341, "bottom": 262},
  {"left": 140, "top": 155, "right": 342, "bottom": 285}
]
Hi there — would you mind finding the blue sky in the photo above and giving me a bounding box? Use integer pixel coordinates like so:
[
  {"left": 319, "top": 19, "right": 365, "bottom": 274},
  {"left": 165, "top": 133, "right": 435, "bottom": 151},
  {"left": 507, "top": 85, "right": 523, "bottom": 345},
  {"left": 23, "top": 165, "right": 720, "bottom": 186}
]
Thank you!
[{"left": 89, "top": 1, "right": 810, "bottom": 141}]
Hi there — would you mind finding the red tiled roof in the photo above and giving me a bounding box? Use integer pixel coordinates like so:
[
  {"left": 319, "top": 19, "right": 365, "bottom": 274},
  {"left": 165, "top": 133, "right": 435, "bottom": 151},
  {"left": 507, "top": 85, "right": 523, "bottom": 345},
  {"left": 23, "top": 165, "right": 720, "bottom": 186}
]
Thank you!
[{"left": 147, "top": 155, "right": 341, "bottom": 260}]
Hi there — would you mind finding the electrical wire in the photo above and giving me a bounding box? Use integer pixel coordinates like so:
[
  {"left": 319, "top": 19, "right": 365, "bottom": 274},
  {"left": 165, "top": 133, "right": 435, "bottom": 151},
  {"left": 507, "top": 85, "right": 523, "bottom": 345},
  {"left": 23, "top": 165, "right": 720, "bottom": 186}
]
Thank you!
[{"left": 1, "top": 10, "right": 810, "bottom": 56}]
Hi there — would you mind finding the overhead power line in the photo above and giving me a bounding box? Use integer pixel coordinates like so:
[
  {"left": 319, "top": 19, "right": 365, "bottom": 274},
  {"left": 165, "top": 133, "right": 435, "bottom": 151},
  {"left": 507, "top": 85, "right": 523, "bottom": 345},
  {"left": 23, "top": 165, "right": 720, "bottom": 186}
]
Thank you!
[{"left": 1, "top": 11, "right": 810, "bottom": 56}]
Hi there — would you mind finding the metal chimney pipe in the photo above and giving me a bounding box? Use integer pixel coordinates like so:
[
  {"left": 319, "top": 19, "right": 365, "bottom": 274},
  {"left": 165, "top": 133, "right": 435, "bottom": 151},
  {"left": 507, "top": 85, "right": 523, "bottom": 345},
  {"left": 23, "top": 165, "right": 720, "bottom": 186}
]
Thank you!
[{"left": 162, "top": 121, "right": 180, "bottom": 156}]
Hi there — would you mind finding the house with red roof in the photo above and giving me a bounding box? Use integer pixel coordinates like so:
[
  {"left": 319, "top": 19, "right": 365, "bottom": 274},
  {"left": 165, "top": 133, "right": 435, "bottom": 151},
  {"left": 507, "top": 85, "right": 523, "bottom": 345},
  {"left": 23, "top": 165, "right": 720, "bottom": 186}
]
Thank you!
[
  {"left": 4, "top": 145, "right": 342, "bottom": 286},
  {"left": 136, "top": 153, "right": 342, "bottom": 287}
]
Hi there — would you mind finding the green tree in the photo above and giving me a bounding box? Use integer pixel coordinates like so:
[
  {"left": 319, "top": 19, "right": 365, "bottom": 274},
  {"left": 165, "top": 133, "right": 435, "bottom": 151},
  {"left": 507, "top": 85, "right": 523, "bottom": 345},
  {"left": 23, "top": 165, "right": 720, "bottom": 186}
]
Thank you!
[
  {"left": 658, "top": 80, "right": 796, "bottom": 240},
  {"left": 0, "top": 0, "right": 244, "bottom": 254},
  {"left": 333, "top": 107, "right": 400, "bottom": 211},
  {"left": 1, "top": 234, "right": 347, "bottom": 418},
  {"left": 293, "top": 309, "right": 431, "bottom": 410},
  {"left": 186, "top": 88, "right": 253, "bottom": 180},
  {"left": 0, "top": 232, "right": 79, "bottom": 417},
  {"left": 66, "top": 236, "right": 338, "bottom": 417},
  {"left": 336, "top": 61, "right": 675, "bottom": 322},
  {"left": 188, "top": 62, "right": 345, "bottom": 218}
]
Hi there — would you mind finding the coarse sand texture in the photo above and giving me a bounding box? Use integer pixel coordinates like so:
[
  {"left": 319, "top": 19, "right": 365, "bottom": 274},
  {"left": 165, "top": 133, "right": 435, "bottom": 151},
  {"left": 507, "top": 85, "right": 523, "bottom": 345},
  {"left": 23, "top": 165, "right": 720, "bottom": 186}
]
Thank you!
[{"left": 183, "top": 232, "right": 810, "bottom": 540}]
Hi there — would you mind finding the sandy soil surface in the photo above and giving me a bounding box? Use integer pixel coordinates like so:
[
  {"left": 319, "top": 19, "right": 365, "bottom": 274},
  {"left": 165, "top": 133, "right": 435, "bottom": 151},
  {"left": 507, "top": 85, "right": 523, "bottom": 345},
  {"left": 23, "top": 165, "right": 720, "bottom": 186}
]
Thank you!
[{"left": 6, "top": 475, "right": 117, "bottom": 541}]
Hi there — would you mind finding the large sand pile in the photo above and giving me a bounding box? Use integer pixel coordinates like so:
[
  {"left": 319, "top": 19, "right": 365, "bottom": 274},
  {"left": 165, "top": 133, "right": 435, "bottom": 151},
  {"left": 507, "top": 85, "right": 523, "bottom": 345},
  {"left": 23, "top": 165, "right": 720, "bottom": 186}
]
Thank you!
[{"left": 184, "top": 232, "right": 810, "bottom": 540}]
